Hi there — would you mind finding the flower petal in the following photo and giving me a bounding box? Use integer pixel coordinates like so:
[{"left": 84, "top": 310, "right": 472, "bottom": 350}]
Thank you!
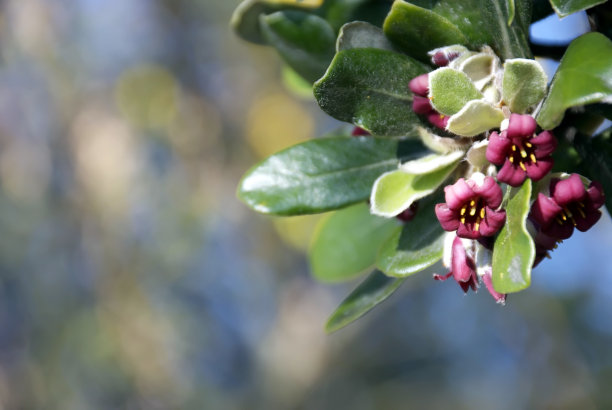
[
  {"left": 506, "top": 113, "right": 536, "bottom": 140},
  {"left": 525, "top": 157, "right": 553, "bottom": 182},
  {"left": 472, "top": 176, "right": 503, "bottom": 208},
  {"left": 457, "top": 223, "right": 480, "bottom": 239},
  {"left": 444, "top": 179, "right": 474, "bottom": 210},
  {"left": 529, "top": 193, "right": 562, "bottom": 228},
  {"left": 531, "top": 130, "right": 557, "bottom": 158},
  {"left": 587, "top": 181, "right": 605, "bottom": 209},
  {"left": 574, "top": 208, "right": 601, "bottom": 232},
  {"left": 409, "top": 73, "right": 429, "bottom": 96},
  {"left": 486, "top": 131, "right": 512, "bottom": 165},
  {"left": 451, "top": 236, "right": 475, "bottom": 283},
  {"left": 542, "top": 219, "right": 574, "bottom": 240},
  {"left": 497, "top": 160, "right": 527, "bottom": 187},
  {"left": 552, "top": 174, "right": 587, "bottom": 206},
  {"left": 482, "top": 271, "right": 506, "bottom": 304},
  {"left": 435, "top": 203, "right": 459, "bottom": 231},
  {"left": 413, "top": 95, "right": 433, "bottom": 115},
  {"left": 479, "top": 207, "right": 506, "bottom": 237},
  {"left": 428, "top": 112, "right": 449, "bottom": 129}
]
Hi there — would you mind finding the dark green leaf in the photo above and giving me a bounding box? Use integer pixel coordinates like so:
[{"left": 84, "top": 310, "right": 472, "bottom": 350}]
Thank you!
[
  {"left": 549, "top": 0, "right": 607, "bottom": 17},
  {"left": 260, "top": 11, "right": 336, "bottom": 83},
  {"left": 377, "top": 201, "right": 445, "bottom": 277},
  {"left": 325, "top": 270, "right": 405, "bottom": 332},
  {"left": 310, "top": 203, "right": 399, "bottom": 282},
  {"left": 238, "top": 136, "right": 427, "bottom": 215},
  {"left": 537, "top": 32, "right": 612, "bottom": 130},
  {"left": 313, "top": 48, "right": 430, "bottom": 136},
  {"left": 231, "top": 0, "right": 322, "bottom": 44},
  {"left": 382, "top": 0, "right": 468, "bottom": 62},
  {"left": 573, "top": 128, "right": 612, "bottom": 214},
  {"left": 492, "top": 180, "right": 535, "bottom": 293},
  {"left": 336, "top": 21, "right": 395, "bottom": 52}
]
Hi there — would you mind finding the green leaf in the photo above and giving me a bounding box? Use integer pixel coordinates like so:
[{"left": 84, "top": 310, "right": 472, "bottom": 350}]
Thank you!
[
  {"left": 325, "top": 270, "right": 405, "bottom": 333},
  {"left": 573, "top": 129, "right": 612, "bottom": 214},
  {"left": 549, "top": 0, "right": 607, "bottom": 17},
  {"left": 260, "top": 11, "right": 336, "bottom": 83},
  {"left": 231, "top": 0, "right": 322, "bottom": 44},
  {"left": 502, "top": 59, "right": 547, "bottom": 114},
  {"left": 382, "top": 0, "right": 468, "bottom": 62},
  {"left": 492, "top": 179, "right": 535, "bottom": 293},
  {"left": 281, "top": 65, "right": 313, "bottom": 98},
  {"left": 313, "top": 48, "right": 430, "bottom": 136},
  {"left": 377, "top": 203, "right": 445, "bottom": 277},
  {"left": 310, "top": 203, "right": 399, "bottom": 282},
  {"left": 429, "top": 67, "right": 483, "bottom": 116},
  {"left": 446, "top": 100, "right": 505, "bottom": 137},
  {"left": 507, "top": 0, "right": 516, "bottom": 25},
  {"left": 336, "top": 21, "right": 395, "bottom": 52},
  {"left": 458, "top": 53, "right": 497, "bottom": 89},
  {"left": 238, "top": 136, "right": 427, "bottom": 215},
  {"left": 537, "top": 33, "right": 612, "bottom": 130},
  {"left": 370, "top": 152, "right": 462, "bottom": 217}
]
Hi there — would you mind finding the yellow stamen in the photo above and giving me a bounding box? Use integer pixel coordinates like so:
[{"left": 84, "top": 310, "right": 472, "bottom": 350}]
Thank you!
[
  {"left": 562, "top": 214, "right": 567, "bottom": 221},
  {"left": 480, "top": 208, "right": 485, "bottom": 219},
  {"left": 519, "top": 162, "right": 526, "bottom": 171},
  {"left": 525, "top": 142, "right": 532, "bottom": 148},
  {"left": 565, "top": 209, "right": 572, "bottom": 218},
  {"left": 470, "top": 200, "right": 475, "bottom": 206},
  {"left": 578, "top": 202, "right": 585, "bottom": 208},
  {"left": 509, "top": 156, "right": 514, "bottom": 163},
  {"left": 460, "top": 217, "right": 466, "bottom": 224},
  {"left": 470, "top": 207, "right": 476, "bottom": 216},
  {"left": 474, "top": 222, "right": 480, "bottom": 231},
  {"left": 511, "top": 145, "right": 517, "bottom": 151},
  {"left": 520, "top": 150, "right": 527, "bottom": 158},
  {"left": 530, "top": 153, "right": 537, "bottom": 164},
  {"left": 460, "top": 207, "right": 466, "bottom": 216}
]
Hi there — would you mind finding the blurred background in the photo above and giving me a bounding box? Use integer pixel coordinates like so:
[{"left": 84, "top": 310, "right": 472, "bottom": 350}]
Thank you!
[{"left": 0, "top": 0, "right": 610, "bottom": 409}]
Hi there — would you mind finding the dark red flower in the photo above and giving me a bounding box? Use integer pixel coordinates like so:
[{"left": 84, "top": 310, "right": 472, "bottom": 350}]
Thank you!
[
  {"left": 529, "top": 174, "right": 605, "bottom": 241},
  {"left": 409, "top": 74, "right": 449, "bottom": 130},
  {"left": 434, "top": 236, "right": 478, "bottom": 293},
  {"left": 351, "top": 126, "right": 370, "bottom": 136},
  {"left": 396, "top": 201, "right": 418, "bottom": 222},
  {"left": 486, "top": 114, "right": 557, "bottom": 186},
  {"left": 435, "top": 173, "right": 506, "bottom": 239}
]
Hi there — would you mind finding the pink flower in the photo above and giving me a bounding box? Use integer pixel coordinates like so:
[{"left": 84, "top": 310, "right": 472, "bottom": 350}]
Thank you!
[
  {"left": 396, "top": 201, "right": 418, "bottom": 222},
  {"left": 434, "top": 236, "right": 478, "bottom": 293},
  {"left": 409, "top": 74, "right": 449, "bottom": 130},
  {"left": 481, "top": 269, "right": 506, "bottom": 304},
  {"left": 486, "top": 114, "right": 557, "bottom": 187},
  {"left": 529, "top": 174, "right": 605, "bottom": 240},
  {"left": 435, "top": 174, "right": 506, "bottom": 239},
  {"left": 351, "top": 126, "right": 370, "bottom": 136}
]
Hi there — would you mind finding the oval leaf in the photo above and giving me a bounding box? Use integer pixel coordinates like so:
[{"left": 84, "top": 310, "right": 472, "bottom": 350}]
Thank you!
[
  {"left": 382, "top": 0, "right": 468, "bottom": 62},
  {"left": 310, "top": 203, "right": 399, "bottom": 282},
  {"left": 238, "top": 136, "right": 427, "bottom": 215},
  {"left": 492, "top": 179, "right": 535, "bottom": 293},
  {"left": 446, "top": 99, "right": 505, "bottom": 137},
  {"left": 313, "top": 48, "right": 429, "bottom": 136},
  {"left": 429, "top": 67, "right": 483, "bottom": 116},
  {"left": 399, "top": 150, "right": 464, "bottom": 174},
  {"left": 371, "top": 157, "right": 461, "bottom": 217},
  {"left": 537, "top": 32, "right": 612, "bottom": 130},
  {"left": 377, "top": 204, "right": 445, "bottom": 277},
  {"left": 260, "top": 11, "right": 336, "bottom": 83},
  {"left": 336, "top": 21, "right": 395, "bottom": 52},
  {"left": 325, "top": 270, "right": 405, "bottom": 333},
  {"left": 502, "top": 58, "right": 547, "bottom": 114},
  {"left": 549, "top": 0, "right": 607, "bottom": 17}
]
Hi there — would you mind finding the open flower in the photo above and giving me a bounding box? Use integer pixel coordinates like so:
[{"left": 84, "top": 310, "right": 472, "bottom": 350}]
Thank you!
[
  {"left": 435, "top": 173, "right": 506, "bottom": 239},
  {"left": 529, "top": 174, "right": 605, "bottom": 240},
  {"left": 486, "top": 114, "right": 556, "bottom": 186},
  {"left": 434, "top": 235, "right": 478, "bottom": 293},
  {"left": 409, "top": 73, "right": 449, "bottom": 130}
]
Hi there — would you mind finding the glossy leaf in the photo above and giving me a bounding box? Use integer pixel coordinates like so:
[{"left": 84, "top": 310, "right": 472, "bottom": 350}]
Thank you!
[
  {"left": 573, "top": 129, "right": 612, "bottom": 214},
  {"left": 429, "top": 68, "right": 482, "bottom": 116},
  {"left": 382, "top": 0, "right": 468, "bottom": 62},
  {"left": 446, "top": 99, "right": 505, "bottom": 137},
  {"left": 549, "top": 0, "right": 607, "bottom": 17},
  {"left": 537, "top": 33, "right": 612, "bottom": 130},
  {"left": 492, "top": 180, "right": 535, "bottom": 293},
  {"left": 336, "top": 21, "right": 395, "bottom": 52},
  {"left": 502, "top": 59, "right": 547, "bottom": 114},
  {"left": 313, "top": 48, "right": 429, "bottom": 136},
  {"left": 325, "top": 270, "right": 405, "bottom": 333},
  {"left": 310, "top": 203, "right": 399, "bottom": 282},
  {"left": 371, "top": 154, "right": 461, "bottom": 217},
  {"left": 231, "top": 0, "right": 323, "bottom": 44},
  {"left": 238, "top": 136, "right": 427, "bottom": 215},
  {"left": 260, "top": 11, "right": 336, "bottom": 83},
  {"left": 377, "top": 203, "right": 445, "bottom": 277}
]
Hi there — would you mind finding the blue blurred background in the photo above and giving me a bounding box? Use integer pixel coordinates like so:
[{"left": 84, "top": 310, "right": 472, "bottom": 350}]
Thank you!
[{"left": 0, "top": 1, "right": 610, "bottom": 408}]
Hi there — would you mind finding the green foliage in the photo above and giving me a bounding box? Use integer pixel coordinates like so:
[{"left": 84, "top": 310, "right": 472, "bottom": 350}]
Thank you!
[
  {"left": 502, "top": 58, "right": 548, "bottom": 114},
  {"left": 549, "top": 0, "right": 608, "bottom": 17},
  {"left": 336, "top": 21, "right": 395, "bottom": 51},
  {"left": 446, "top": 100, "right": 505, "bottom": 136},
  {"left": 429, "top": 68, "right": 482, "bottom": 116},
  {"left": 537, "top": 32, "right": 612, "bottom": 130},
  {"left": 310, "top": 203, "right": 399, "bottom": 282},
  {"left": 492, "top": 180, "right": 535, "bottom": 293}
]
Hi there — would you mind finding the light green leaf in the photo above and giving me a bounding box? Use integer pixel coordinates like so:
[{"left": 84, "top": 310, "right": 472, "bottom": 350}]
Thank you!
[
  {"left": 492, "top": 179, "right": 535, "bottom": 293},
  {"left": 446, "top": 99, "right": 505, "bottom": 137},
  {"left": 310, "top": 203, "right": 399, "bottom": 282},
  {"left": 281, "top": 65, "right": 313, "bottom": 98},
  {"left": 429, "top": 67, "right": 483, "bottom": 116},
  {"left": 325, "top": 270, "right": 406, "bottom": 333},
  {"left": 502, "top": 58, "right": 547, "bottom": 114},
  {"left": 260, "top": 11, "right": 336, "bottom": 83},
  {"left": 549, "top": 0, "right": 607, "bottom": 17},
  {"left": 313, "top": 48, "right": 429, "bottom": 136},
  {"left": 371, "top": 157, "right": 461, "bottom": 217},
  {"left": 458, "top": 53, "right": 497, "bottom": 90},
  {"left": 377, "top": 203, "right": 445, "bottom": 277},
  {"left": 238, "top": 136, "right": 427, "bottom": 215},
  {"left": 336, "top": 21, "right": 395, "bottom": 52},
  {"left": 537, "top": 32, "right": 612, "bottom": 130},
  {"left": 382, "top": 0, "right": 468, "bottom": 62},
  {"left": 507, "top": 0, "right": 516, "bottom": 25}
]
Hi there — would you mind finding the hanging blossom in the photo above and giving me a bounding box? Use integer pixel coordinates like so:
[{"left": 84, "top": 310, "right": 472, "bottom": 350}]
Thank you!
[
  {"left": 435, "top": 173, "right": 506, "bottom": 240},
  {"left": 486, "top": 114, "right": 557, "bottom": 187},
  {"left": 409, "top": 74, "right": 449, "bottom": 130}
]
